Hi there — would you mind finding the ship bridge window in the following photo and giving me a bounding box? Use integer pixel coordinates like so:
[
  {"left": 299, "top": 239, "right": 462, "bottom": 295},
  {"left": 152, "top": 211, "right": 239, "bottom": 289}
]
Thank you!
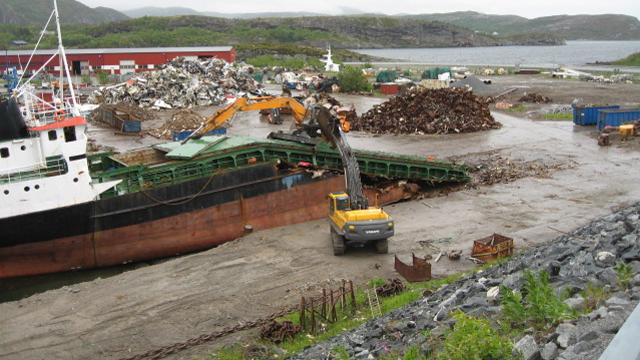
[
  {"left": 48, "top": 130, "right": 57, "bottom": 141},
  {"left": 1, "top": 148, "right": 9, "bottom": 158},
  {"left": 64, "top": 126, "right": 77, "bottom": 142}
]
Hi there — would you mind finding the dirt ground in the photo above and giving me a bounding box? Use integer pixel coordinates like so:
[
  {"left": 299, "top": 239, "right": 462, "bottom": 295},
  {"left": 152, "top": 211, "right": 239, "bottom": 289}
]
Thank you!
[{"left": 1, "top": 75, "right": 639, "bottom": 360}]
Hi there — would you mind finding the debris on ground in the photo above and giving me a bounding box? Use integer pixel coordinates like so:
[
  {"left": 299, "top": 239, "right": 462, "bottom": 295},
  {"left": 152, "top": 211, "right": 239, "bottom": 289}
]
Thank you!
[
  {"left": 451, "top": 151, "right": 568, "bottom": 187},
  {"left": 147, "top": 109, "right": 207, "bottom": 139},
  {"left": 260, "top": 320, "right": 303, "bottom": 343},
  {"left": 536, "top": 104, "right": 573, "bottom": 116},
  {"left": 351, "top": 87, "right": 502, "bottom": 135},
  {"left": 448, "top": 76, "right": 495, "bottom": 94},
  {"left": 375, "top": 278, "right": 406, "bottom": 297},
  {"left": 518, "top": 92, "right": 553, "bottom": 103},
  {"left": 87, "top": 58, "right": 267, "bottom": 109},
  {"left": 86, "top": 102, "right": 158, "bottom": 123}
]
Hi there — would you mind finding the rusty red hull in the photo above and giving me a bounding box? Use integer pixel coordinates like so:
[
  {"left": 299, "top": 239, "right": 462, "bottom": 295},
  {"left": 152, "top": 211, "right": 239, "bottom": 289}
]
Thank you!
[{"left": 0, "top": 163, "right": 407, "bottom": 278}]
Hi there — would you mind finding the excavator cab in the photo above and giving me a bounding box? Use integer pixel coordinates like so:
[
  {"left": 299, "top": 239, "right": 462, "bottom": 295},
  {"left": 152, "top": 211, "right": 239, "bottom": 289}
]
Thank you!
[{"left": 328, "top": 192, "right": 393, "bottom": 255}]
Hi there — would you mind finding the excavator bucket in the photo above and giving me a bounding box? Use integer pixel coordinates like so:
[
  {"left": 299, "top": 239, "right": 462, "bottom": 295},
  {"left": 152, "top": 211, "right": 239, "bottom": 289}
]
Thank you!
[{"left": 314, "top": 107, "right": 338, "bottom": 149}]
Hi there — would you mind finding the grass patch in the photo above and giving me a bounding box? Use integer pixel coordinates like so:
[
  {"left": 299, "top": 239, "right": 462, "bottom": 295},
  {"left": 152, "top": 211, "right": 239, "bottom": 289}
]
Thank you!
[
  {"left": 433, "top": 311, "right": 518, "bottom": 360},
  {"left": 580, "top": 283, "right": 613, "bottom": 312},
  {"left": 501, "top": 270, "right": 578, "bottom": 332},
  {"left": 542, "top": 113, "right": 572, "bottom": 120},
  {"left": 504, "top": 105, "right": 527, "bottom": 111},
  {"left": 615, "top": 263, "right": 634, "bottom": 291}
]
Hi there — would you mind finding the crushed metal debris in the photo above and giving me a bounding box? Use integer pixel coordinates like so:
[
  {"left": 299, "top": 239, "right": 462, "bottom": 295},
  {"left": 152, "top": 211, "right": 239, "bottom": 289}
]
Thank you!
[
  {"left": 148, "top": 109, "right": 207, "bottom": 140},
  {"left": 352, "top": 87, "right": 502, "bottom": 135},
  {"left": 450, "top": 151, "right": 568, "bottom": 187}
]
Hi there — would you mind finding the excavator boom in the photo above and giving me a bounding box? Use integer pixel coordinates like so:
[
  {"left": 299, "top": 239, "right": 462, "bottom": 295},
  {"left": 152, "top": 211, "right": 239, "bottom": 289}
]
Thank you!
[{"left": 182, "top": 96, "right": 311, "bottom": 143}]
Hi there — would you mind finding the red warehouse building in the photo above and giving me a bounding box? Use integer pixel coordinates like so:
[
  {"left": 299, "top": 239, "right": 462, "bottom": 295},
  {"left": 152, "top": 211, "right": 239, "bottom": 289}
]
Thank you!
[{"left": 3, "top": 46, "right": 236, "bottom": 75}]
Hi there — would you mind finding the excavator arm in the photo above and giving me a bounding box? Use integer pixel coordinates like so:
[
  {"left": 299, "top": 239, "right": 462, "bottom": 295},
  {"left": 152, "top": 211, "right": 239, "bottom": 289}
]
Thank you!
[
  {"left": 313, "top": 107, "right": 368, "bottom": 210},
  {"left": 182, "top": 96, "right": 311, "bottom": 143}
]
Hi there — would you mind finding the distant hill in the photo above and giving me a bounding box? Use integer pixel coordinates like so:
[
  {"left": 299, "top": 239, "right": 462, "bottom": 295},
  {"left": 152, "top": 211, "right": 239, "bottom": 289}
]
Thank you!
[
  {"left": 402, "top": 11, "right": 640, "bottom": 40},
  {"left": 1, "top": 1, "right": 637, "bottom": 42},
  {"left": 0, "top": 0, "right": 128, "bottom": 25},
  {"left": 122, "top": 6, "right": 327, "bottom": 19},
  {"left": 121, "top": 7, "right": 640, "bottom": 40}
]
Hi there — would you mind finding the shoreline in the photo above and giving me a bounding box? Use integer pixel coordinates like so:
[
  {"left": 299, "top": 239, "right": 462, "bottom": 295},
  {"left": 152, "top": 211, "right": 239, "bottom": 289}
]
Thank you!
[{"left": 345, "top": 60, "right": 640, "bottom": 74}]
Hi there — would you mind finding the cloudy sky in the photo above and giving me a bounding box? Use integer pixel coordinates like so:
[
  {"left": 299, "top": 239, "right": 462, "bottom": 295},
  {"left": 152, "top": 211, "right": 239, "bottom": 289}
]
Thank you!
[{"left": 76, "top": 0, "right": 640, "bottom": 19}]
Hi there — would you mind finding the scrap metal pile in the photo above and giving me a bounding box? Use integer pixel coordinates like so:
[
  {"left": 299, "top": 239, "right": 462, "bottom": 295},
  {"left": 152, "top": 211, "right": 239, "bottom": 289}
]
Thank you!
[
  {"left": 86, "top": 101, "right": 157, "bottom": 123},
  {"left": 352, "top": 87, "right": 502, "bottom": 135},
  {"left": 147, "top": 109, "right": 206, "bottom": 139},
  {"left": 452, "top": 151, "right": 567, "bottom": 187},
  {"left": 87, "top": 58, "right": 264, "bottom": 109},
  {"left": 518, "top": 92, "right": 553, "bottom": 103}
]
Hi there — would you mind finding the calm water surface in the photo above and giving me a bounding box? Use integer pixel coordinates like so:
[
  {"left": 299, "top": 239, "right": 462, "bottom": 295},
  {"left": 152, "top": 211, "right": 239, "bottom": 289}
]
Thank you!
[{"left": 352, "top": 40, "right": 640, "bottom": 69}]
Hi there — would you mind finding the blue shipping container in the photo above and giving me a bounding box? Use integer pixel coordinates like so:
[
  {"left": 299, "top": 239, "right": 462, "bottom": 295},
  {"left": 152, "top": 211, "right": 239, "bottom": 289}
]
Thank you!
[
  {"left": 114, "top": 117, "right": 141, "bottom": 133},
  {"left": 573, "top": 105, "right": 620, "bottom": 126},
  {"left": 597, "top": 109, "right": 640, "bottom": 130},
  {"left": 172, "top": 128, "right": 227, "bottom": 141}
]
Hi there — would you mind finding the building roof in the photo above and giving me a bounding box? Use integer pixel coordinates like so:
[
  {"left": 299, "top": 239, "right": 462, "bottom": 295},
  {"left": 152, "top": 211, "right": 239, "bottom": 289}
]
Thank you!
[{"left": 5, "top": 46, "right": 234, "bottom": 56}]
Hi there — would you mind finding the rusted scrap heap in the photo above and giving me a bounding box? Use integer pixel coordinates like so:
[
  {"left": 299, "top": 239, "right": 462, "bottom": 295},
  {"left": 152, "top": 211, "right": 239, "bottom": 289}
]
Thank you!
[
  {"left": 518, "top": 92, "right": 553, "bottom": 104},
  {"left": 352, "top": 87, "right": 501, "bottom": 135}
]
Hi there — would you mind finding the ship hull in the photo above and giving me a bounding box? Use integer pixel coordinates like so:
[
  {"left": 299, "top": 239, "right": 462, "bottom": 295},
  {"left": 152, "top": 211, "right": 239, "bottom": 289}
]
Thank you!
[{"left": 0, "top": 163, "right": 405, "bottom": 278}]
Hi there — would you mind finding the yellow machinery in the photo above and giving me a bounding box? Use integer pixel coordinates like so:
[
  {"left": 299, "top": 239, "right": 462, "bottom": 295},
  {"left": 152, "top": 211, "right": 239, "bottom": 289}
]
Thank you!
[
  {"left": 328, "top": 192, "right": 393, "bottom": 255},
  {"left": 185, "top": 95, "right": 392, "bottom": 255},
  {"left": 322, "top": 108, "right": 394, "bottom": 255},
  {"left": 183, "top": 95, "right": 350, "bottom": 144}
]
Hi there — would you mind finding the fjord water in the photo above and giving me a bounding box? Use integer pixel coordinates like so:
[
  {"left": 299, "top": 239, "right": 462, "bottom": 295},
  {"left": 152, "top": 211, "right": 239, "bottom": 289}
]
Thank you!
[{"left": 353, "top": 40, "right": 640, "bottom": 69}]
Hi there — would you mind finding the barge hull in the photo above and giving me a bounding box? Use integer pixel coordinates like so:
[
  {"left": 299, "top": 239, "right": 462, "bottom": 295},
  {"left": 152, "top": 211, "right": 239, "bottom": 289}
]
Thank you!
[{"left": 0, "top": 163, "right": 404, "bottom": 278}]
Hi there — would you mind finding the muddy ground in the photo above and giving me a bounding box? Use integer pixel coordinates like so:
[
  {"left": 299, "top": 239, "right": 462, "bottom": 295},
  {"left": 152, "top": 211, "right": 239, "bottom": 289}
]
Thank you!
[{"left": 1, "top": 75, "right": 639, "bottom": 360}]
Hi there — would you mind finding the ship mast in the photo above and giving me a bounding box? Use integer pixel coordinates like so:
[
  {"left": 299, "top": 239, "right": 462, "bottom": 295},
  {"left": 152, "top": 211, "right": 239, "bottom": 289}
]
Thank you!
[{"left": 53, "top": 0, "right": 80, "bottom": 116}]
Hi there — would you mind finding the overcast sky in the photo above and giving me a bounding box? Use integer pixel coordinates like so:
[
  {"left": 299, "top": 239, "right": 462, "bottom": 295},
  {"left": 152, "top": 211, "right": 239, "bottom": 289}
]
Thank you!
[{"left": 76, "top": 0, "right": 640, "bottom": 20}]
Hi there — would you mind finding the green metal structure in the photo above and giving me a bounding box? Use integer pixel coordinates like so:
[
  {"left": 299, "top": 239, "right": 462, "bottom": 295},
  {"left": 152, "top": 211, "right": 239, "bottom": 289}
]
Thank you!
[{"left": 89, "top": 135, "right": 469, "bottom": 198}]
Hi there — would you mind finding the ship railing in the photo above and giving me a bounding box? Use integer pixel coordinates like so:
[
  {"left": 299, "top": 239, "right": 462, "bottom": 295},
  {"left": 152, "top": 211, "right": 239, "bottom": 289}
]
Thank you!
[
  {"left": 18, "top": 85, "right": 80, "bottom": 127},
  {"left": 0, "top": 156, "right": 67, "bottom": 183}
]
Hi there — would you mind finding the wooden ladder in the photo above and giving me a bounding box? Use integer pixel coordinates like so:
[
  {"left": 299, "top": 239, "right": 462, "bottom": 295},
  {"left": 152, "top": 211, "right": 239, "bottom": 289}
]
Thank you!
[{"left": 366, "top": 288, "right": 382, "bottom": 318}]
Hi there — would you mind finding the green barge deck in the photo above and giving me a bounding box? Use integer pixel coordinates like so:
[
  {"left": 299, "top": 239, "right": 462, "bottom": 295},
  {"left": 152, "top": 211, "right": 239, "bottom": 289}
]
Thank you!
[{"left": 89, "top": 135, "right": 469, "bottom": 198}]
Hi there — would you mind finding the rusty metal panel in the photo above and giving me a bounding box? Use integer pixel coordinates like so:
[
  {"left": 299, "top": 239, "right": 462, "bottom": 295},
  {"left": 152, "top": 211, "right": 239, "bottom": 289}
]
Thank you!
[
  {"left": 394, "top": 253, "right": 431, "bottom": 282},
  {"left": 471, "top": 233, "right": 514, "bottom": 262}
]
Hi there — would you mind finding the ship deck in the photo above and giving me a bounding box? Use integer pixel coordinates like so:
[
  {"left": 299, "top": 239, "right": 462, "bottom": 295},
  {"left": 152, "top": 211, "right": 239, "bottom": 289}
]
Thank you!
[{"left": 89, "top": 135, "right": 469, "bottom": 198}]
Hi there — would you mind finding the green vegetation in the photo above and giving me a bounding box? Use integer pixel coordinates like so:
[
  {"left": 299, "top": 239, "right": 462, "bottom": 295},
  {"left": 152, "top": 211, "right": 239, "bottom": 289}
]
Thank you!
[
  {"left": 504, "top": 105, "right": 528, "bottom": 111},
  {"left": 541, "top": 113, "right": 572, "bottom": 120},
  {"left": 435, "top": 311, "right": 517, "bottom": 360},
  {"left": 336, "top": 66, "right": 373, "bottom": 93},
  {"left": 501, "top": 270, "right": 578, "bottom": 331},
  {"left": 2, "top": 16, "right": 349, "bottom": 50},
  {"left": 615, "top": 263, "right": 634, "bottom": 291},
  {"left": 581, "top": 283, "right": 613, "bottom": 312},
  {"left": 96, "top": 70, "right": 109, "bottom": 84},
  {"left": 612, "top": 52, "right": 640, "bottom": 66}
]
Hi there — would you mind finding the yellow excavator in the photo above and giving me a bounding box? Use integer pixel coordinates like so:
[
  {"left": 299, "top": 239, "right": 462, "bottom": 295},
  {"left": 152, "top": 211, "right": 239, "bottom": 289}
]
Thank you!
[
  {"left": 185, "top": 95, "right": 393, "bottom": 255},
  {"left": 319, "top": 107, "right": 393, "bottom": 255}
]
